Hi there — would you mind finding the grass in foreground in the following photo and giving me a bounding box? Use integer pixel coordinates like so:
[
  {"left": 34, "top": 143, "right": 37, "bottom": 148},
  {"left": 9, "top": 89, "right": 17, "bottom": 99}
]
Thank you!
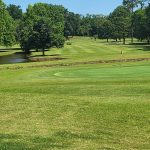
[
  {"left": 0, "top": 61, "right": 150, "bottom": 150},
  {"left": 0, "top": 37, "right": 150, "bottom": 149}
]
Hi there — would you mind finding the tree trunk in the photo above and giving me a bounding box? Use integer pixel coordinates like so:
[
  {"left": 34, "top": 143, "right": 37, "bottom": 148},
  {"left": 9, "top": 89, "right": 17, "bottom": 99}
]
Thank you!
[
  {"left": 42, "top": 48, "right": 45, "bottom": 56},
  {"left": 131, "top": 26, "right": 134, "bottom": 43},
  {"left": 24, "top": 49, "right": 29, "bottom": 58},
  {"left": 123, "top": 37, "right": 125, "bottom": 45},
  {"left": 24, "top": 52, "right": 27, "bottom": 58},
  {"left": 107, "top": 38, "right": 109, "bottom": 42},
  {"left": 131, "top": 6, "right": 134, "bottom": 44}
]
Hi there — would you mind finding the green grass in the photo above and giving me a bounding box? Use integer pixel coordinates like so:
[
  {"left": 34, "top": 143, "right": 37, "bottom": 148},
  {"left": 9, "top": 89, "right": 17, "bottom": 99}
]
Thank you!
[
  {"left": 0, "top": 45, "right": 20, "bottom": 56},
  {"left": 0, "top": 37, "right": 150, "bottom": 70},
  {"left": 0, "top": 37, "right": 150, "bottom": 149},
  {"left": 31, "top": 37, "right": 150, "bottom": 61}
]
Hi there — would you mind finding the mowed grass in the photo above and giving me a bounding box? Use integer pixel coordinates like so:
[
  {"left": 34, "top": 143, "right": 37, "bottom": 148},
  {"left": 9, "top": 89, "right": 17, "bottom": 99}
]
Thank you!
[
  {"left": 30, "top": 37, "right": 150, "bottom": 62},
  {"left": 0, "top": 37, "right": 150, "bottom": 149},
  {"left": 0, "top": 63, "right": 150, "bottom": 150},
  {"left": 0, "top": 37, "right": 150, "bottom": 70},
  {"left": 0, "top": 45, "right": 21, "bottom": 57}
]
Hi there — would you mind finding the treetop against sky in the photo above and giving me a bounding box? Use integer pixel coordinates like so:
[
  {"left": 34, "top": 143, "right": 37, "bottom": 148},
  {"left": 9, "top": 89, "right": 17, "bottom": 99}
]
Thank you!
[{"left": 3, "top": 0, "right": 122, "bottom": 15}]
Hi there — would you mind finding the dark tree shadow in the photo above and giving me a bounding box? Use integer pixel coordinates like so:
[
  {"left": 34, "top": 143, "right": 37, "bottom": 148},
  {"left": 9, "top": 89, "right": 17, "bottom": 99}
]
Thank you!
[
  {"left": 31, "top": 54, "right": 60, "bottom": 57},
  {"left": 127, "top": 42, "right": 150, "bottom": 45},
  {"left": 55, "top": 130, "right": 99, "bottom": 140},
  {"left": 0, "top": 134, "right": 30, "bottom": 150},
  {"left": 126, "top": 43, "right": 150, "bottom": 52},
  {"left": 0, "top": 133, "right": 70, "bottom": 150},
  {"left": 0, "top": 48, "right": 22, "bottom": 51},
  {"left": 140, "top": 45, "right": 150, "bottom": 51},
  {"left": 15, "top": 52, "right": 26, "bottom": 54},
  {"left": 0, "top": 50, "right": 9, "bottom": 53},
  {"left": 54, "top": 130, "right": 113, "bottom": 141},
  {"left": 33, "top": 49, "right": 50, "bottom": 52},
  {"left": 100, "top": 41, "right": 150, "bottom": 52}
]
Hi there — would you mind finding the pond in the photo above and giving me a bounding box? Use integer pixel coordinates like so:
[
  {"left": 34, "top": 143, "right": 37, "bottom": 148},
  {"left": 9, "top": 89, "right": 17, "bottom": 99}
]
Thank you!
[{"left": 0, "top": 53, "right": 29, "bottom": 64}]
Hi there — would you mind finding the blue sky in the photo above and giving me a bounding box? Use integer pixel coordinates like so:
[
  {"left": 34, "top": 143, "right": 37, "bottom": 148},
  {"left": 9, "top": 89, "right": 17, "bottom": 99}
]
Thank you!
[{"left": 3, "top": 0, "right": 122, "bottom": 15}]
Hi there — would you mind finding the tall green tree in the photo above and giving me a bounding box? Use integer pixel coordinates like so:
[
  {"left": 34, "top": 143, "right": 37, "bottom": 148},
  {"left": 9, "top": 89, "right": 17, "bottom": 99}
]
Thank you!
[
  {"left": 18, "top": 3, "right": 65, "bottom": 54},
  {"left": 123, "top": 0, "right": 148, "bottom": 43},
  {"left": 109, "top": 6, "right": 131, "bottom": 44},
  {"left": 133, "top": 9, "right": 147, "bottom": 41},
  {"left": 89, "top": 15, "right": 102, "bottom": 38},
  {"left": 132, "top": 2, "right": 150, "bottom": 43},
  {"left": 123, "top": 0, "right": 141, "bottom": 12},
  {"left": 101, "top": 18, "right": 113, "bottom": 42},
  {"left": 145, "top": 3, "right": 150, "bottom": 43},
  {"left": 0, "top": 0, "right": 15, "bottom": 46},
  {"left": 7, "top": 4, "right": 23, "bottom": 20},
  {"left": 79, "top": 15, "right": 113, "bottom": 42},
  {"left": 32, "top": 18, "right": 52, "bottom": 56},
  {"left": 79, "top": 15, "right": 92, "bottom": 36},
  {"left": 7, "top": 4, "right": 23, "bottom": 43},
  {"left": 64, "top": 10, "right": 81, "bottom": 38}
]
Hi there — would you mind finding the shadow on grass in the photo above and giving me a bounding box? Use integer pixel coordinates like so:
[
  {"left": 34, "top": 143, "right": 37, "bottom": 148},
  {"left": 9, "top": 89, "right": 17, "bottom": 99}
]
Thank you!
[
  {"left": 0, "top": 50, "right": 9, "bottom": 53},
  {"left": 129, "top": 42, "right": 150, "bottom": 51},
  {"left": 0, "top": 133, "right": 70, "bottom": 150},
  {"left": 0, "top": 48, "right": 22, "bottom": 51},
  {"left": 0, "top": 130, "right": 114, "bottom": 150},
  {"left": 139, "top": 46, "right": 150, "bottom": 51},
  {"left": 31, "top": 54, "right": 60, "bottom": 57},
  {"left": 128, "top": 42, "right": 148, "bottom": 45},
  {"left": 101, "top": 41, "right": 150, "bottom": 52},
  {"left": 55, "top": 130, "right": 114, "bottom": 141},
  {"left": 126, "top": 44, "right": 150, "bottom": 52},
  {"left": 55, "top": 130, "right": 99, "bottom": 140}
]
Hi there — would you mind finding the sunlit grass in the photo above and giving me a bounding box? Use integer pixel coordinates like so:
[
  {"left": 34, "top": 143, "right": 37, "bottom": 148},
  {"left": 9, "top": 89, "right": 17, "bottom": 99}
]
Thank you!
[
  {"left": 0, "top": 62, "right": 150, "bottom": 149},
  {"left": 30, "top": 37, "right": 150, "bottom": 62},
  {"left": 0, "top": 37, "right": 150, "bottom": 149}
]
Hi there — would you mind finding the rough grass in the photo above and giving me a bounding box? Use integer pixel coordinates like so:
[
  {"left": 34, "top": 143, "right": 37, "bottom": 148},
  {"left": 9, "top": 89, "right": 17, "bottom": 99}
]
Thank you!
[
  {"left": 0, "top": 63, "right": 150, "bottom": 150},
  {"left": 0, "top": 37, "right": 150, "bottom": 149}
]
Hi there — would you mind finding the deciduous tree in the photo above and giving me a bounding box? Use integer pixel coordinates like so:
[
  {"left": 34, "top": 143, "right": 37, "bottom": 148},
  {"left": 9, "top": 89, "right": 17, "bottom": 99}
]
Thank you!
[
  {"left": 0, "top": 0, "right": 15, "bottom": 46},
  {"left": 109, "top": 6, "right": 131, "bottom": 44},
  {"left": 18, "top": 3, "right": 65, "bottom": 54}
]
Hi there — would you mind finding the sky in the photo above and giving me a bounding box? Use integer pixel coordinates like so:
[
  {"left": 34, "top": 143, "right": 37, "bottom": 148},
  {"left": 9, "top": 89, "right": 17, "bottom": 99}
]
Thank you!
[{"left": 3, "top": 0, "right": 122, "bottom": 15}]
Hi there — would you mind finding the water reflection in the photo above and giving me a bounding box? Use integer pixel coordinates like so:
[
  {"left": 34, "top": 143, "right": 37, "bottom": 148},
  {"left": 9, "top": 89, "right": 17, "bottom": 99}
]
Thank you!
[{"left": 0, "top": 53, "right": 29, "bottom": 64}]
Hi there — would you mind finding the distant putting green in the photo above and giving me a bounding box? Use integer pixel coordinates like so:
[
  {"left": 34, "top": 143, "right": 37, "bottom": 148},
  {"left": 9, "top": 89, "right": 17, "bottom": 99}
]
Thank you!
[{"left": 53, "top": 65, "right": 150, "bottom": 78}]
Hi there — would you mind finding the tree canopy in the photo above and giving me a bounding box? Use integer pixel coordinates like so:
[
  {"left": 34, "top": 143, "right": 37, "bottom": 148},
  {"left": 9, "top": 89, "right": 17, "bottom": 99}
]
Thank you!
[
  {"left": 18, "top": 3, "right": 65, "bottom": 54},
  {"left": 109, "top": 6, "right": 131, "bottom": 44},
  {"left": 0, "top": 0, "right": 150, "bottom": 52},
  {"left": 7, "top": 4, "right": 23, "bottom": 20},
  {"left": 0, "top": 0, "right": 16, "bottom": 46}
]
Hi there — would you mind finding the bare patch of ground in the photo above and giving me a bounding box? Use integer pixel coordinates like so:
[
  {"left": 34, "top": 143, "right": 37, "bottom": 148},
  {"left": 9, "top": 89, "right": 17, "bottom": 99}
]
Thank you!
[
  {"left": 1, "top": 57, "right": 150, "bottom": 70},
  {"left": 30, "top": 57, "right": 66, "bottom": 62}
]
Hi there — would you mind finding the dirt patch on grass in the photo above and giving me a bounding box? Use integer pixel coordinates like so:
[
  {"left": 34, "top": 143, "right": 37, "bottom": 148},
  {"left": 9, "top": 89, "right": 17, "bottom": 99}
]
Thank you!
[
  {"left": 31, "top": 57, "right": 150, "bottom": 67},
  {"left": 49, "top": 54, "right": 60, "bottom": 57},
  {"left": 30, "top": 57, "right": 66, "bottom": 62},
  {"left": 1, "top": 57, "right": 150, "bottom": 70}
]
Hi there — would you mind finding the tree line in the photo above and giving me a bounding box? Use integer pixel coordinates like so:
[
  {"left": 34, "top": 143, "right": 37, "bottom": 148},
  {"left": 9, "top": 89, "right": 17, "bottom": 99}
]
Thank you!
[{"left": 0, "top": 0, "right": 150, "bottom": 55}]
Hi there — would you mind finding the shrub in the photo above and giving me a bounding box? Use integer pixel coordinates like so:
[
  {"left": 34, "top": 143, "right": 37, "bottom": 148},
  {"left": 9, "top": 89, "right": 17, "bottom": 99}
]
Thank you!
[{"left": 66, "top": 42, "right": 72, "bottom": 45}]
